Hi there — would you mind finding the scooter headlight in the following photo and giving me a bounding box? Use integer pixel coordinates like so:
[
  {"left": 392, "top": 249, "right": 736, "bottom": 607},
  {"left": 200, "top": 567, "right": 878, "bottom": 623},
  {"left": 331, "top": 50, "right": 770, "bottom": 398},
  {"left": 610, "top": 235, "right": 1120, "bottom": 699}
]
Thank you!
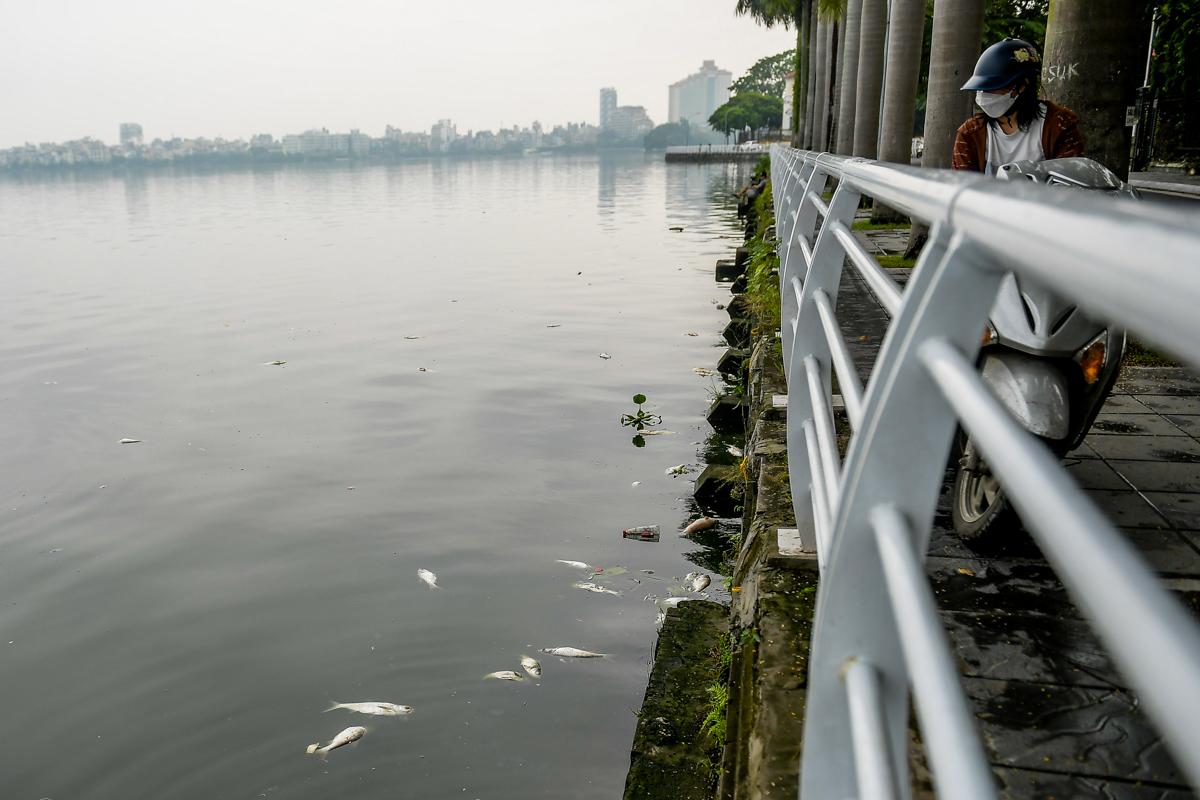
[
  {"left": 1075, "top": 333, "right": 1107, "bottom": 385},
  {"left": 981, "top": 322, "right": 998, "bottom": 347}
]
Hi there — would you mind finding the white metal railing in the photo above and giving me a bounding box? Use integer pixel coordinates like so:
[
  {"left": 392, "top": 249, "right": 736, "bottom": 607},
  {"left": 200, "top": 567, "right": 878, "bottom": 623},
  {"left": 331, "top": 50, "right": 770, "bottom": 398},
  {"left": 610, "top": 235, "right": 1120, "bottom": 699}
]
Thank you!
[
  {"left": 665, "top": 144, "right": 768, "bottom": 155},
  {"left": 769, "top": 145, "right": 1200, "bottom": 799}
]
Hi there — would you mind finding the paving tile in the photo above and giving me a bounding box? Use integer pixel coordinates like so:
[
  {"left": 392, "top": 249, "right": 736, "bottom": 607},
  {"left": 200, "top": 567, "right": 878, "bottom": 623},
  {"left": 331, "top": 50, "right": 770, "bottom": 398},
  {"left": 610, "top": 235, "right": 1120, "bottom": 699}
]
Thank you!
[
  {"left": 992, "top": 767, "right": 1193, "bottom": 799},
  {"left": 1143, "top": 491, "right": 1200, "bottom": 530},
  {"left": 1099, "top": 393, "right": 1150, "bottom": 413},
  {"left": 1084, "top": 434, "right": 1200, "bottom": 463},
  {"left": 1064, "top": 458, "right": 1130, "bottom": 490},
  {"left": 1108, "top": 460, "right": 1200, "bottom": 493},
  {"left": 927, "top": 558, "right": 1079, "bottom": 618},
  {"left": 1092, "top": 412, "right": 1185, "bottom": 436},
  {"left": 1163, "top": 413, "right": 1200, "bottom": 437},
  {"left": 1132, "top": 394, "right": 1200, "bottom": 414},
  {"left": 964, "top": 676, "right": 1186, "bottom": 784},
  {"left": 1068, "top": 440, "right": 1100, "bottom": 459},
  {"left": 1118, "top": 526, "right": 1200, "bottom": 575},
  {"left": 1117, "top": 366, "right": 1200, "bottom": 396},
  {"left": 1083, "top": 489, "right": 1170, "bottom": 528}
]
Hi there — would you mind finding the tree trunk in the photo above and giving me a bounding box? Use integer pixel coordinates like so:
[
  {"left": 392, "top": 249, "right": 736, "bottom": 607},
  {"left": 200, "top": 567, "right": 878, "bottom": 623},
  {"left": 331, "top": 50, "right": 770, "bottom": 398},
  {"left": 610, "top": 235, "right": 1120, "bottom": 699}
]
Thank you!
[
  {"left": 830, "top": 18, "right": 844, "bottom": 150},
  {"left": 804, "top": 1, "right": 819, "bottom": 148},
  {"left": 877, "top": 0, "right": 926, "bottom": 165},
  {"left": 818, "top": 19, "right": 837, "bottom": 150},
  {"left": 1042, "top": 0, "right": 1152, "bottom": 179},
  {"left": 836, "top": 0, "right": 864, "bottom": 155},
  {"left": 793, "top": 2, "right": 809, "bottom": 139},
  {"left": 922, "top": 0, "right": 985, "bottom": 170},
  {"left": 908, "top": 0, "right": 984, "bottom": 258},
  {"left": 852, "top": 0, "right": 887, "bottom": 157},
  {"left": 813, "top": 17, "right": 830, "bottom": 150}
]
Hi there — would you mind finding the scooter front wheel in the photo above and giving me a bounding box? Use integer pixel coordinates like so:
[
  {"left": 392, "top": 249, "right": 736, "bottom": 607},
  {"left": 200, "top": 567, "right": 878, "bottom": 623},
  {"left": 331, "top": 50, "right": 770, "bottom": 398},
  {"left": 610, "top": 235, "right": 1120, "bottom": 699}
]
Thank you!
[{"left": 952, "top": 436, "right": 1020, "bottom": 541}]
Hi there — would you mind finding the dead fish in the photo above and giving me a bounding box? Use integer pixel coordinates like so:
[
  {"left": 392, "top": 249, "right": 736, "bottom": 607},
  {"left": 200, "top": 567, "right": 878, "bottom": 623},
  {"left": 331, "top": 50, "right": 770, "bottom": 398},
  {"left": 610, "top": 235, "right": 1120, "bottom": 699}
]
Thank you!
[
  {"left": 682, "top": 517, "right": 718, "bottom": 536},
  {"left": 727, "top": 445, "right": 744, "bottom": 458},
  {"left": 631, "top": 481, "right": 642, "bottom": 488},
  {"left": 545, "top": 323, "right": 562, "bottom": 328},
  {"left": 573, "top": 582, "right": 621, "bottom": 596},
  {"left": 659, "top": 597, "right": 689, "bottom": 609},
  {"left": 684, "top": 571, "right": 700, "bottom": 582},
  {"left": 716, "top": 303, "right": 726, "bottom": 310},
  {"left": 326, "top": 701, "right": 412, "bottom": 716},
  {"left": 265, "top": 360, "right": 287, "bottom": 366},
  {"left": 484, "top": 670, "right": 525, "bottom": 681},
  {"left": 403, "top": 335, "right": 422, "bottom": 340},
  {"left": 665, "top": 464, "right": 692, "bottom": 476},
  {"left": 693, "top": 367, "right": 718, "bottom": 377},
  {"left": 306, "top": 726, "right": 365, "bottom": 755},
  {"left": 692, "top": 574, "right": 711, "bottom": 593},
  {"left": 684, "top": 331, "right": 699, "bottom": 337},
  {"left": 417, "top": 569, "right": 440, "bottom": 589},
  {"left": 598, "top": 353, "right": 611, "bottom": 360},
  {"left": 669, "top": 226, "right": 684, "bottom": 232},
  {"left": 118, "top": 438, "right": 142, "bottom": 444},
  {"left": 556, "top": 559, "right": 591, "bottom": 570},
  {"left": 639, "top": 430, "right": 674, "bottom": 436},
  {"left": 520, "top": 656, "right": 542, "bottom": 678},
  {"left": 540, "top": 646, "right": 606, "bottom": 658}
]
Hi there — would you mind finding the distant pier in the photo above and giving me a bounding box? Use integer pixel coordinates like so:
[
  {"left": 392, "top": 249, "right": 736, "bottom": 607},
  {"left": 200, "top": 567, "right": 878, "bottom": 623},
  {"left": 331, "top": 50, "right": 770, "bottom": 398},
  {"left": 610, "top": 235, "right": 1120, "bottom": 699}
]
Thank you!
[{"left": 664, "top": 144, "right": 767, "bottom": 163}]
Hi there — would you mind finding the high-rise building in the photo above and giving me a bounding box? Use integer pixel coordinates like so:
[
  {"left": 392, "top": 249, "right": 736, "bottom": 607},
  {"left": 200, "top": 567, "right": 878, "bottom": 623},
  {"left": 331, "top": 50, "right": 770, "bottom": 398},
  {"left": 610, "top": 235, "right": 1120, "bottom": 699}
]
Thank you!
[
  {"left": 668, "top": 60, "right": 732, "bottom": 130},
  {"left": 119, "top": 123, "right": 143, "bottom": 148},
  {"left": 609, "top": 106, "right": 654, "bottom": 142},
  {"left": 599, "top": 87, "right": 618, "bottom": 130},
  {"left": 431, "top": 119, "right": 458, "bottom": 152}
]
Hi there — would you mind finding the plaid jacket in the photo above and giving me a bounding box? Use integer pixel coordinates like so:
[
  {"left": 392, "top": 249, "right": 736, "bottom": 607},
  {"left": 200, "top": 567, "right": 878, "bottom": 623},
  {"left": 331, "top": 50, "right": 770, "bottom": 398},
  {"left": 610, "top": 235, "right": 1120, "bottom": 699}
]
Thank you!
[{"left": 952, "top": 101, "right": 1085, "bottom": 172}]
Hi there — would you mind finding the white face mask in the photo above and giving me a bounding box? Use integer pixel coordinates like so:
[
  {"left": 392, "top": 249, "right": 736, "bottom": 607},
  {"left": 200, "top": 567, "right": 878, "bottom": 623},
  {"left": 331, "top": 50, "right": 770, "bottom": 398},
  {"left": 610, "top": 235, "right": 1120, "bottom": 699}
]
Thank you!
[{"left": 976, "top": 90, "right": 1017, "bottom": 118}]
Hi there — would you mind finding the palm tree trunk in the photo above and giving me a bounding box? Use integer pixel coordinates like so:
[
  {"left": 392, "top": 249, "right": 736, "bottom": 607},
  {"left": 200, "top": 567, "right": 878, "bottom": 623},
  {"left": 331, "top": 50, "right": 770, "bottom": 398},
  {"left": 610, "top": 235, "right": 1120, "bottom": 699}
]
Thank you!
[
  {"left": 877, "top": 0, "right": 926, "bottom": 165},
  {"left": 803, "top": 1, "right": 819, "bottom": 147},
  {"left": 836, "top": 0, "right": 864, "bottom": 155},
  {"left": 830, "top": 17, "right": 846, "bottom": 150},
  {"left": 793, "top": 1, "right": 809, "bottom": 139},
  {"left": 1043, "top": 0, "right": 1152, "bottom": 179},
  {"left": 813, "top": 17, "right": 830, "bottom": 150},
  {"left": 907, "top": 0, "right": 984, "bottom": 257},
  {"left": 817, "top": 18, "right": 838, "bottom": 150},
  {"left": 852, "top": 0, "right": 887, "bottom": 157}
]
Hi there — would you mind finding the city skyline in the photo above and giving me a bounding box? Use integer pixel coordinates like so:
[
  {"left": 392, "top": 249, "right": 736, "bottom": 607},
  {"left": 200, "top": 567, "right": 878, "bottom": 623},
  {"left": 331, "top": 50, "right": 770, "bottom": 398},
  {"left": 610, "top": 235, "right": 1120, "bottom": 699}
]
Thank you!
[{"left": 0, "top": 0, "right": 793, "bottom": 150}]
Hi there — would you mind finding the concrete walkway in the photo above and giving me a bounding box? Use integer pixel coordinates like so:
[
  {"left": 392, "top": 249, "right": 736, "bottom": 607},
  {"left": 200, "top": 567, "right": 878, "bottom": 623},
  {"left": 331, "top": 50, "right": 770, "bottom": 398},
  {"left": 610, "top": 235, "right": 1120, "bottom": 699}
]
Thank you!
[
  {"left": 835, "top": 265, "right": 1200, "bottom": 798},
  {"left": 1130, "top": 170, "right": 1200, "bottom": 199}
]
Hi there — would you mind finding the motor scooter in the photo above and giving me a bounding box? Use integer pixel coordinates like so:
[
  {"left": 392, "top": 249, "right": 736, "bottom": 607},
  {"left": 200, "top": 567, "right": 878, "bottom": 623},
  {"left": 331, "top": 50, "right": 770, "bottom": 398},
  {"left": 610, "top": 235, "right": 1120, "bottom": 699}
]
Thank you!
[{"left": 952, "top": 157, "right": 1133, "bottom": 540}]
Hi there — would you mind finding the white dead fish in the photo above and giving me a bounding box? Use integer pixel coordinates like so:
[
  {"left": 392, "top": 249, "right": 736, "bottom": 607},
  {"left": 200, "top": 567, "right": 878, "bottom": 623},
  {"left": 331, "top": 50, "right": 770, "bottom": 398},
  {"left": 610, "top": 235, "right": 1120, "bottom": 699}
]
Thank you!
[
  {"left": 665, "top": 464, "right": 692, "bottom": 476},
  {"left": 545, "top": 323, "right": 562, "bottom": 328},
  {"left": 484, "top": 670, "right": 524, "bottom": 681},
  {"left": 118, "top": 438, "right": 141, "bottom": 444},
  {"left": 639, "top": 430, "right": 675, "bottom": 436},
  {"left": 573, "top": 582, "right": 621, "bottom": 596},
  {"left": 326, "top": 701, "right": 412, "bottom": 716},
  {"left": 520, "top": 656, "right": 542, "bottom": 678},
  {"left": 684, "top": 571, "right": 700, "bottom": 582},
  {"left": 556, "top": 559, "right": 591, "bottom": 570},
  {"left": 540, "top": 646, "right": 607, "bottom": 658},
  {"left": 417, "top": 569, "right": 440, "bottom": 589},
  {"left": 631, "top": 481, "right": 642, "bottom": 488},
  {"left": 265, "top": 360, "right": 287, "bottom": 366},
  {"left": 306, "top": 726, "right": 366, "bottom": 755},
  {"left": 682, "top": 517, "right": 718, "bottom": 536},
  {"left": 599, "top": 353, "right": 611, "bottom": 360},
  {"left": 693, "top": 367, "right": 718, "bottom": 377},
  {"left": 659, "top": 597, "right": 689, "bottom": 609},
  {"left": 684, "top": 331, "right": 699, "bottom": 337},
  {"left": 692, "top": 574, "right": 711, "bottom": 593},
  {"left": 727, "top": 445, "right": 744, "bottom": 458}
]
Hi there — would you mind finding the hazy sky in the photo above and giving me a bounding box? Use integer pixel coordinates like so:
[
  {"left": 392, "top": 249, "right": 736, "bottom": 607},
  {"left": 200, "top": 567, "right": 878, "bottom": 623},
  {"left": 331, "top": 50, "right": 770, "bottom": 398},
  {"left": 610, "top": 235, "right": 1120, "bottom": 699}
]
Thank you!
[{"left": 0, "top": 0, "right": 796, "bottom": 148}]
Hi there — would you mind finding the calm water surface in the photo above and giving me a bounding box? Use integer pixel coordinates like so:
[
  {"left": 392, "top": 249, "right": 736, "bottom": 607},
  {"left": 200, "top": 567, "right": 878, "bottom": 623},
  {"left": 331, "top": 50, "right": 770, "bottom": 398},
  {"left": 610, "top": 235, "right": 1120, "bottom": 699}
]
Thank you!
[{"left": 0, "top": 152, "right": 750, "bottom": 799}]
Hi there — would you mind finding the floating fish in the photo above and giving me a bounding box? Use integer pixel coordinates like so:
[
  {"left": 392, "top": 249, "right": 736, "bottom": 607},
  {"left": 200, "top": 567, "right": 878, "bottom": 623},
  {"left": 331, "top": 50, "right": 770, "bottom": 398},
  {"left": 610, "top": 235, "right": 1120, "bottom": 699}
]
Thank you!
[
  {"left": 692, "top": 575, "right": 711, "bottom": 593},
  {"left": 669, "top": 226, "right": 684, "bottom": 232},
  {"left": 684, "top": 571, "right": 700, "bottom": 582},
  {"left": 520, "top": 656, "right": 542, "bottom": 678},
  {"left": 599, "top": 353, "right": 611, "bottom": 360},
  {"left": 639, "top": 430, "right": 675, "bottom": 436},
  {"left": 622, "top": 525, "right": 660, "bottom": 542},
  {"left": 556, "top": 559, "right": 591, "bottom": 570},
  {"left": 727, "top": 445, "right": 744, "bottom": 458},
  {"left": 403, "top": 335, "right": 422, "bottom": 340},
  {"left": 306, "top": 726, "right": 366, "bottom": 755},
  {"left": 659, "top": 597, "right": 689, "bottom": 609},
  {"left": 664, "top": 464, "right": 692, "bottom": 476},
  {"left": 655, "top": 612, "right": 666, "bottom": 629},
  {"left": 265, "top": 360, "right": 287, "bottom": 366},
  {"left": 484, "top": 670, "right": 525, "bottom": 681},
  {"left": 545, "top": 323, "right": 562, "bottom": 328},
  {"left": 631, "top": 481, "right": 642, "bottom": 488},
  {"left": 693, "top": 367, "right": 718, "bottom": 377},
  {"left": 326, "top": 702, "right": 412, "bottom": 716},
  {"left": 417, "top": 569, "right": 440, "bottom": 589},
  {"left": 540, "top": 646, "right": 606, "bottom": 658},
  {"left": 118, "top": 438, "right": 141, "bottom": 444},
  {"left": 573, "top": 582, "right": 621, "bottom": 596},
  {"left": 716, "top": 303, "right": 726, "bottom": 310},
  {"left": 684, "top": 332, "right": 699, "bottom": 337},
  {"left": 682, "top": 517, "right": 718, "bottom": 536}
]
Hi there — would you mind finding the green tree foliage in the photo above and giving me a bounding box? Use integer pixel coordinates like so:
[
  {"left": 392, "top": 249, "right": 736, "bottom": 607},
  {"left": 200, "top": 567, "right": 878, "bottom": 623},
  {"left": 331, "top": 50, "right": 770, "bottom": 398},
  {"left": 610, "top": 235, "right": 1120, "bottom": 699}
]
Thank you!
[
  {"left": 731, "top": 50, "right": 797, "bottom": 97},
  {"left": 984, "top": 0, "right": 1049, "bottom": 50},
  {"left": 708, "top": 93, "right": 785, "bottom": 133},
  {"left": 1151, "top": 0, "right": 1197, "bottom": 97}
]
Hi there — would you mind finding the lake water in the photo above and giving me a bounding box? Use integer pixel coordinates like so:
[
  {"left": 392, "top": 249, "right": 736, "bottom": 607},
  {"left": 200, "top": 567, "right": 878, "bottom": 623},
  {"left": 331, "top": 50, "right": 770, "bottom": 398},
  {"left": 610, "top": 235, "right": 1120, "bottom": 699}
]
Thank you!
[{"left": 0, "top": 152, "right": 752, "bottom": 799}]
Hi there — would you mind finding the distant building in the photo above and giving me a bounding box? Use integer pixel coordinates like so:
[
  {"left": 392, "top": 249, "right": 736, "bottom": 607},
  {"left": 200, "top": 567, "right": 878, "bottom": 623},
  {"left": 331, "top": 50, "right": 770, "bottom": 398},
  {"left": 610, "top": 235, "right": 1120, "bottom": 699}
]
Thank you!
[
  {"left": 782, "top": 72, "right": 795, "bottom": 132},
  {"left": 119, "top": 123, "right": 143, "bottom": 148},
  {"left": 431, "top": 119, "right": 457, "bottom": 152},
  {"left": 609, "top": 106, "right": 654, "bottom": 143},
  {"left": 599, "top": 87, "right": 618, "bottom": 130},
  {"left": 668, "top": 60, "right": 732, "bottom": 131}
]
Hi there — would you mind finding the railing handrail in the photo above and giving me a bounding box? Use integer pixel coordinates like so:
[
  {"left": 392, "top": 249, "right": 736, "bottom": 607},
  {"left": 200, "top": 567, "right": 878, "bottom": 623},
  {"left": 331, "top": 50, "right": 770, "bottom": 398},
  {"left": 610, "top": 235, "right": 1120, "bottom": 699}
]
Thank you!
[{"left": 769, "top": 145, "right": 1200, "bottom": 799}]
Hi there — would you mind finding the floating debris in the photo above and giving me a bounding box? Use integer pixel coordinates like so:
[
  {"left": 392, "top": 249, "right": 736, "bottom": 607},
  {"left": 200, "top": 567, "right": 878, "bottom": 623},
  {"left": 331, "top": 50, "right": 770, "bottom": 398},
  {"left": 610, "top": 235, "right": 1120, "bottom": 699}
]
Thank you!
[
  {"left": 265, "top": 360, "right": 287, "bottom": 366},
  {"left": 540, "top": 647, "right": 606, "bottom": 658},
  {"left": 598, "top": 353, "right": 611, "bottom": 360},
  {"left": 727, "top": 445, "right": 744, "bottom": 458},
  {"left": 664, "top": 464, "right": 694, "bottom": 477},
  {"left": 957, "top": 567, "right": 977, "bottom": 577},
  {"left": 622, "top": 525, "right": 660, "bottom": 542},
  {"left": 417, "top": 569, "right": 440, "bottom": 589},
  {"left": 484, "top": 670, "right": 525, "bottom": 682},
  {"left": 326, "top": 702, "right": 412, "bottom": 716},
  {"left": 556, "top": 559, "right": 591, "bottom": 570},
  {"left": 684, "top": 332, "right": 699, "bottom": 337},
  {"left": 403, "top": 336, "right": 422, "bottom": 340},
  {"left": 521, "top": 656, "right": 542, "bottom": 678},
  {"left": 716, "top": 303, "right": 726, "bottom": 310},
  {"left": 659, "top": 597, "right": 689, "bottom": 609},
  {"left": 546, "top": 323, "right": 562, "bottom": 328},
  {"left": 118, "top": 438, "right": 141, "bottom": 444},
  {"left": 631, "top": 481, "right": 642, "bottom": 488},
  {"left": 573, "top": 582, "right": 621, "bottom": 596},
  {"left": 669, "top": 226, "right": 684, "bottom": 232},
  {"left": 639, "top": 430, "right": 674, "bottom": 437},
  {"left": 306, "top": 726, "right": 365, "bottom": 755},
  {"left": 693, "top": 367, "right": 718, "bottom": 377},
  {"left": 682, "top": 517, "right": 718, "bottom": 536},
  {"left": 692, "top": 574, "right": 711, "bottom": 593}
]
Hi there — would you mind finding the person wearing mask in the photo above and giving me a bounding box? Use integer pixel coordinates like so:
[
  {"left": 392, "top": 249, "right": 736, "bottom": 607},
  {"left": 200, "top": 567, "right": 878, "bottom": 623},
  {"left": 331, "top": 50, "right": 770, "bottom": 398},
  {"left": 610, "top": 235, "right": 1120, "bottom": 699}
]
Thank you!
[{"left": 952, "top": 38, "right": 1085, "bottom": 174}]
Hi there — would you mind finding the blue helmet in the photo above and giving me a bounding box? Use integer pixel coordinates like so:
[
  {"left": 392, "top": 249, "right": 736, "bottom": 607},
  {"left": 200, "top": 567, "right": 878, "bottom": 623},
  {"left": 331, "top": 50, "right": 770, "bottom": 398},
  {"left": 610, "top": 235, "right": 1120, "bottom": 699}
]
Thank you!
[{"left": 961, "top": 38, "right": 1041, "bottom": 91}]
